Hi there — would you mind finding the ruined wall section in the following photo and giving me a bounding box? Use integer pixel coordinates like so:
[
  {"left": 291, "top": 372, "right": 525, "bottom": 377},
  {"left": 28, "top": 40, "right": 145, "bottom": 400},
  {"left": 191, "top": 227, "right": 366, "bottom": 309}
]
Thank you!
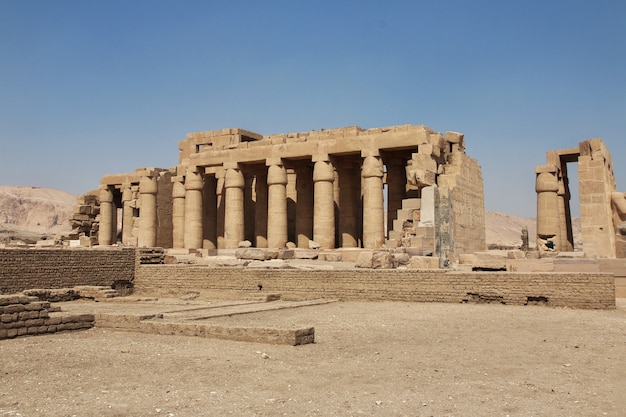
[
  {"left": 134, "top": 266, "right": 615, "bottom": 309},
  {"left": 156, "top": 170, "right": 174, "bottom": 248},
  {"left": 578, "top": 139, "right": 617, "bottom": 258},
  {"left": 436, "top": 142, "right": 486, "bottom": 257},
  {"left": 0, "top": 248, "right": 136, "bottom": 294}
]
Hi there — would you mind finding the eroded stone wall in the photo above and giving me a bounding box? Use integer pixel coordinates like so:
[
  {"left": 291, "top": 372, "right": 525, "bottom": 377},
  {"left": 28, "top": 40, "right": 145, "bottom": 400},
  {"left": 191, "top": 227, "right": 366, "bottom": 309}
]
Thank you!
[
  {"left": 134, "top": 266, "right": 615, "bottom": 309},
  {"left": 0, "top": 248, "right": 136, "bottom": 294}
]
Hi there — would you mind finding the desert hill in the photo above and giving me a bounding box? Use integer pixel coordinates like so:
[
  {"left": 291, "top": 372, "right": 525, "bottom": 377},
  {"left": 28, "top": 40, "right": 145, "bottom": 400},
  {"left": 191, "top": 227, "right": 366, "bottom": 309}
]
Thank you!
[
  {"left": 0, "top": 186, "right": 579, "bottom": 248},
  {"left": 0, "top": 186, "right": 74, "bottom": 242}
]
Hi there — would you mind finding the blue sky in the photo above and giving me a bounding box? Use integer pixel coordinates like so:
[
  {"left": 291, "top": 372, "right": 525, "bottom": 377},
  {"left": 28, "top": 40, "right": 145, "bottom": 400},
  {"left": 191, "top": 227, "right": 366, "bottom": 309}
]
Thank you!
[{"left": 1, "top": 0, "right": 624, "bottom": 217}]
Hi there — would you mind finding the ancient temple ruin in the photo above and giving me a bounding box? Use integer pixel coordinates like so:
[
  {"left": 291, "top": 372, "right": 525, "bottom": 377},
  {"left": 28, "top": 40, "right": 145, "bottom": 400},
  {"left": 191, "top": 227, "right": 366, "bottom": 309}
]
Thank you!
[
  {"left": 535, "top": 138, "right": 626, "bottom": 258},
  {"left": 71, "top": 124, "right": 486, "bottom": 258}
]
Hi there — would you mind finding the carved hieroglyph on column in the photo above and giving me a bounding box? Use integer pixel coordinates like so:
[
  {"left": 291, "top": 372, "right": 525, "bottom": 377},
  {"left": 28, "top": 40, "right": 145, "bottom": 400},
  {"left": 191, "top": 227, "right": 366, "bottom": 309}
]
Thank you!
[
  {"left": 184, "top": 169, "right": 203, "bottom": 249},
  {"left": 267, "top": 159, "right": 288, "bottom": 248},
  {"left": 171, "top": 177, "right": 185, "bottom": 249},
  {"left": 99, "top": 185, "right": 115, "bottom": 245},
  {"left": 362, "top": 154, "right": 385, "bottom": 249},
  {"left": 138, "top": 174, "right": 158, "bottom": 247},
  {"left": 313, "top": 157, "right": 335, "bottom": 249},
  {"left": 224, "top": 163, "right": 245, "bottom": 249}
]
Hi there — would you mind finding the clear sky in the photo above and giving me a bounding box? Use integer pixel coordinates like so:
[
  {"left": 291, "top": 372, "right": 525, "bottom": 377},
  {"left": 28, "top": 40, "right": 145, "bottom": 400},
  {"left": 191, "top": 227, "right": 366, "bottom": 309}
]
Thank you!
[{"left": 1, "top": 0, "right": 624, "bottom": 217}]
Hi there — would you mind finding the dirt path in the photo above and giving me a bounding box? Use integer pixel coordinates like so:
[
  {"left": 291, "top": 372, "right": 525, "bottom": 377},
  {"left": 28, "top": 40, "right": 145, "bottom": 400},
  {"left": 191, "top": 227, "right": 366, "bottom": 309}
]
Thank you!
[{"left": 1, "top": 299, "right": 625, "bottom": 416}]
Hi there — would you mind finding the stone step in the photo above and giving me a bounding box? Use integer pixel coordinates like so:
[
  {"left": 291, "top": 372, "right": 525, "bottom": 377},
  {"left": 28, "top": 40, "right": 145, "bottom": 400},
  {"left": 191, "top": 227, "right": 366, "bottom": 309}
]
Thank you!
[{"left": 402, "top": 198, "right": 421, "bottom": 210}]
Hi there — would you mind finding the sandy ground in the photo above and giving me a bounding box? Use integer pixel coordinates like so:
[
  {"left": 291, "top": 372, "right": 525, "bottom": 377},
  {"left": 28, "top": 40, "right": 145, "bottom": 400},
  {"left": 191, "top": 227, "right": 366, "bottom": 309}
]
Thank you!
[{"left": 1, "top": 299, "right": 625, "bottom": 417}]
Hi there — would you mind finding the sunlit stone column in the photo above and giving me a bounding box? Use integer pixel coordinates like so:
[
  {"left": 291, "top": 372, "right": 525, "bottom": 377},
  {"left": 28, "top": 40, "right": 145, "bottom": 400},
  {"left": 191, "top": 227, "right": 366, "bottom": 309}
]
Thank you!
[
  {"left": 362, "top": 153, "right": 385, "bottom": 249},
  {"left": 121, "top": 183, "right": 134, "bottom": 246},
  {"left": 138, "top": 173, "right": 158, "bottom": 247},
  {"left": 295, "top": 164, "right": 313, "bottom": 248},
  {"left": 99, "top": 185, "right": 115, "bottom": 245},
  {"left": 313, "top": 156, "right": 335, "bottom": 249},
  {"left": 267, "top": 159, "right": 288, "bottom": 248},
  {"left": 536, "top": 165, "right": 560, "bottom": 250},
  {"left": 184, "top": 169, "right": 203, "bottom": 249},
  {"left": 224, "top": 163, "right": 245, "bottom": 248},
  {"left": 171, "top": 177, "right": 185, "bottom": 249},
  {"left": 254, "top": 168, "right": 268, "bottom": 248}
]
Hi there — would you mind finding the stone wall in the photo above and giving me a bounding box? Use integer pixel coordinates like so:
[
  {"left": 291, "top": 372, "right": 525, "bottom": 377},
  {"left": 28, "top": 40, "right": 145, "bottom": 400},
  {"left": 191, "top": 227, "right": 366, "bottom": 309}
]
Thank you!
[
  {"left": 0, "top": 247, "right": 136, "bottom": 294},
  {"left": 134, "top": 266, "right": 615, "bottom": 309},
  {"left": 0, "top": 294, "right": 94, "bottom": 340}
]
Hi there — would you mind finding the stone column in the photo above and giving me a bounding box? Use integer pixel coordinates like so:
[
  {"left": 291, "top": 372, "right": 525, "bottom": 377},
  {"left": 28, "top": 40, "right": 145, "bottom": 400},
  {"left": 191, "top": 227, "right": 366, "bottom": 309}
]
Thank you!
[
  {"left": 313, "top": 157, "right": 335, "bottom": 249},
  {"left": 138, "top": 174, "right": 158, "bottom": 247},
  {"left": 171, "top": 177, "right": 185, "bottom": 249},
  {"left": 254, "top": 168, "right": 268, "bottom": 248},
  {"left": 224, "top": 163, "right": 245, "bottom": 248},
  {"left": 337, "top": 159, "right": 359, "bottom": 248},
  {"left": 184, "top": 169, "right": 203, "bottom": 249},
  {"left": 203, "top": 175, "right": 218, "bottom": 250},
  {"left": 362, "top": 154, "right": 385, "bottom": 249},
  {"left": 295, "top": 164, "right": 314, "bottom": 248},
  {"left": 121, "top": 183, "right": 134, "bottom": 246},
  {"left": 267, "top": 159, "right": 288, "bottom": 248},
  {"left": 535, "top": 165, "right": 560, "bottom": 250},
  {"left": 99, "top": 186, "right": 115, "bottom": 245}
]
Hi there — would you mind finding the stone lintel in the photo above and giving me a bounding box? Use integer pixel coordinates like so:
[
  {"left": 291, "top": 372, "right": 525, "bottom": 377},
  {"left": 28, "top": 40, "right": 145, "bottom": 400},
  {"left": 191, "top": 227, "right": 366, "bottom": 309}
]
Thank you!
[
  {"left": 170, "top": 175, "right": 185, "bottom": 183},
  {"left": 266, "top": 157, "right": 283, "bottom": 166},
  {"left": 361, "top": 149, "right": 380, "bottom": 158},
  {"left": 223, "top": 161, "right": 240, "bottom": 170},
  {"left": 311, "top": 153, "right": 329, "bottom": 163},
  {"left": 535, "top": 164, "right": 558, "bottom": 174}
]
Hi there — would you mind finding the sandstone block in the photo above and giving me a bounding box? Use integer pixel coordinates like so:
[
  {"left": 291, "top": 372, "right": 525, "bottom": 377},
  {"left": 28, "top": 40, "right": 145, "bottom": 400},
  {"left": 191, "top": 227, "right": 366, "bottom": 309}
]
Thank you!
[
  {"left": 472, "top": 251, "right": 508, "bottom": 270},
  {"left": 235, "top": 248, "right": 272, "bottom": 260},
  {"left": 408, "top": 256, "right": 440, "bottom": 269},
  {"left": 293, "top": 250, "right": 319, "bottom": 260},
  {"left": 324, "top": 253, "right": 342, "bottom": 262}
]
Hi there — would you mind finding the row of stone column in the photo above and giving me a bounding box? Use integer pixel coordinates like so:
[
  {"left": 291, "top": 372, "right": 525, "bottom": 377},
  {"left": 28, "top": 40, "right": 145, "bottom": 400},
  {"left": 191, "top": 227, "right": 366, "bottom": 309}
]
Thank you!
[{"left": 172, "top": 154, "right": 387, "bottom": 250}]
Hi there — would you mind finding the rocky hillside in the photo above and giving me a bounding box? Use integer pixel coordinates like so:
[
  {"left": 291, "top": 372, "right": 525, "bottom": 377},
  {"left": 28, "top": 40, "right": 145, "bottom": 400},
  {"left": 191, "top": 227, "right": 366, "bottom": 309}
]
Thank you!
[
  {"left": 0, "top": 186, "right": 74, "bottom": 242},
  {"left": 0, "top": 186, "right": 581, "bottom": 248}
]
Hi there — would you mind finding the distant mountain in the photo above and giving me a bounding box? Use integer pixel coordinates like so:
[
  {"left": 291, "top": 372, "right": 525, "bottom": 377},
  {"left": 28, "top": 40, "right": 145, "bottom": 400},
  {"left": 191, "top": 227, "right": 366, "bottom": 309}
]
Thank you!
[
  {"left": 0, "top": 185, "right": 581, "bottom": 249},
  {"left": 0, "top": 186, "right": 74, "bottom": 242},
  {"left": 485, "top": 211, "right": 581, "bottom": 249}
]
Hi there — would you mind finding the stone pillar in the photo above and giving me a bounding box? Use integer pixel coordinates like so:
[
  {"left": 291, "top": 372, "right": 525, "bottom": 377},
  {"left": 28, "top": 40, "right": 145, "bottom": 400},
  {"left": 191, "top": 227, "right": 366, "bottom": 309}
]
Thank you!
[
  {"left": 184, "top": 169, "right": 203, "bottom": 249},
  {"left": 121, "top": 183, "right": 134, "bottom": 246},
  {"left": 286, "top": 168, "right": 297, "bottom": 244},
  {"left": 386, "top": 158, "right": 406, "bottom": 237},
  {"left": 362, "top": 154, "right": 385, "bottom": 249},
  {"left": 337, "top": 159, "right": 359, "bottom": 248},
  {"left": 254, "top": 168, "right": 268, "bottom": 248},
  {"left": 203, "top": 175, "right": 218, "bottom": 250},
  {"left": 99, "top": 185, "right": 115, "bottom": 245},
  {"left": 267, "top": 159, "right": 288, "bottom": 248},
  {"left": 138, "top": 174, "right": 158, "bottom": 247},
  {"left": 535, "top": 165, "right": 560, "bottom": 250},
  {"left": 224, "top": 163, "right": 245, "bottom": 248},
  {"left": 313, "top": 157, "right": 335, "bottom": 249},
  {"left": 171, "top": 177, "right": 185, "bottom": 249},
  {"left": 295, "top": 165, "right": 314, "bottom": 248}
]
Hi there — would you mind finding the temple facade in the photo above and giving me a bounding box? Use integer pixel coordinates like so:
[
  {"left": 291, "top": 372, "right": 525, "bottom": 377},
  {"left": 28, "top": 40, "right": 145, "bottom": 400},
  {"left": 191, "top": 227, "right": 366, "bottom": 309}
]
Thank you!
[
  {"left": 72, "top": 124, "right": 486, "bottom": 258},
  {"left": 535, "top": 138, "right": 626, "bottom": 258}
]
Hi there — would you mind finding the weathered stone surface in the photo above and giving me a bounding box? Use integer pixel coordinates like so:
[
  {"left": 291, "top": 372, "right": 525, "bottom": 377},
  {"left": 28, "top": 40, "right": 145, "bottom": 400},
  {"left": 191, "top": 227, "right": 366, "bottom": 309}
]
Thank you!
[
  {"left": 472, "top": 251, "right": 508, "bottom": 270},
  {"left": 408, "top": 256, "right": 440, "bottom": 269}
]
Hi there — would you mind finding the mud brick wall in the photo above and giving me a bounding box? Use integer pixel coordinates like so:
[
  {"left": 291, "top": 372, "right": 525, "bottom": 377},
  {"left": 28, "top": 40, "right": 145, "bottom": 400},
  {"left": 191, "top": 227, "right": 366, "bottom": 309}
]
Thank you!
[
  {"left": 0, "top": 247, "right": 136, "bottom": 294},
  {"left": 0, "top": 294, "right": 93, "bottom": 340},
  {"left": 135, "top": 267, "right": 615, "bottom": 309}
]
